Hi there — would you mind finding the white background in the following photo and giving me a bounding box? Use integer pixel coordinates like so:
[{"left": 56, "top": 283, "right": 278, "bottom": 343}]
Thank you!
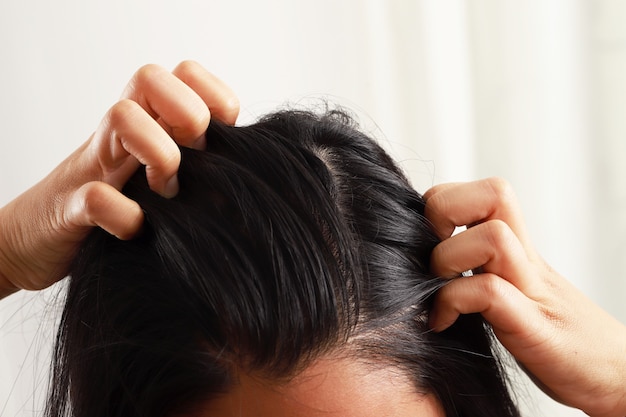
[{"left": 1, "top": 1, "right": 625, "bottom": 416}]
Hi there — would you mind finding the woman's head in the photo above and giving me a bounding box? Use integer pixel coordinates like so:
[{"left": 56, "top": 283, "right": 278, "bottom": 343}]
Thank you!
[{"left": 46, "top": 109, "right": 519, "bottom": 417}]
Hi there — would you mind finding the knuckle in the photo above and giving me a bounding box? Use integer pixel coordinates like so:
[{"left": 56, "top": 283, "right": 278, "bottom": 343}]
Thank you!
[
  {"left": 133, "top": 63, "right": 166, "bottom": 86},
  {"left": 479, "top": 273, "right": 508, "bottom": 299},
  {"left": 147, "top": 149, "right": 181, "bottom": 181},
  {"left": 431, "top": 242, "right": 456, "bottom": 275},
  {"left": 160, "top": 148, "right": 181, "bottom": 171},
  {"left": 107, "top": 99, "right": 141, "bottom": 127},
  {"left": 70, "top": 182, "right": 113, "bottom": 227},
  {"left": 423, "top": 184, "right": 443, "bottom": 202},
  {"left": 223, "top": 95, "right": 241, "bottom": 117},
  {"left": 80, "top": 182, "right": 109, "bottom": 216},
  {"left": 485, "top": 176, "right": 517, "bottom": 205},
  {"left": 173, "top": 108, "right": 210, "bottom": 141},
  {"left": 485, "top": 176, "right": 511, "bottom": 194},
  {"left": 483, "top": 219, "right": 514, "bottom": 249},
  {"left": 174, "top": 59, "right": 201, "bottom": 76},
  {"left": 425, "top": 190, "right": 450, "bottom": 215},
  {"left": 189, "top": 101, "right": 211, "bottom": 126}
]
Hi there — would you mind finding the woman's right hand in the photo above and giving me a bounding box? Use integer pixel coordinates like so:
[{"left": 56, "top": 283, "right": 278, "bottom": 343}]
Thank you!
[
  {"left": 425, "top": 177, "right": 626, "bottom": 417},
  {"left": 0, "top": 61, "right": 239, "bottom": 299}
]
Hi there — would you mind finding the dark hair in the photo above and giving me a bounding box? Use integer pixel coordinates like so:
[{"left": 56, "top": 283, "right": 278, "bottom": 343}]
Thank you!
[{"left": 46, "top": 109, "right": 520, "bottom": 417}]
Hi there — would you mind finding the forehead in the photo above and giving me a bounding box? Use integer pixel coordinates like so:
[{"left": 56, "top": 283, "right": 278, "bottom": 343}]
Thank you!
[{"left": 196, "top": 355, "right": 445, "bottom": 417}]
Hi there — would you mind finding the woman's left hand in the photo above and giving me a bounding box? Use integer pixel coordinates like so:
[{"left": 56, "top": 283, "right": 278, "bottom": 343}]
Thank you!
[{"left": 425, "top": 178, "right": 626, "bottom": 417}]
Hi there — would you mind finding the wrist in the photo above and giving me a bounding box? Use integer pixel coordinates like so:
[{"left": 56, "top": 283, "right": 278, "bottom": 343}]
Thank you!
[
  {"left": 0, "top": 206, "right": 20, "bottom": 300},
  {"left": 0, "top": 244, "right": 19, "bottom": 300},
  {"left": 594, "top": 323, "right": 626, "bottom": 417},
  {"left": 612, "top": 324, "right": 626, "bottom": 416},
  {"left": 618, "top": 332, "right": 626, "bottom": 416},
  {"left": 0, "top": 280, "right": 19, "bottom": 299}
]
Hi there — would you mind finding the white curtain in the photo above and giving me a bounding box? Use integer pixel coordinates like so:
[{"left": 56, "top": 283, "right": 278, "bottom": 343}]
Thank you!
[{"left": 1, "top": 1, "right": 624, "bottom": 416}]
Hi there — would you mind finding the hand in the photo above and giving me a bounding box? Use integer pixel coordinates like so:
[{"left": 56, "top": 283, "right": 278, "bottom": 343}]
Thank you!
[
  {"left": 425, "top": 177, "right": 626, "bottom": 417},
  {"left": 0, "top": 61, "right": 239, "bottom": 299}
]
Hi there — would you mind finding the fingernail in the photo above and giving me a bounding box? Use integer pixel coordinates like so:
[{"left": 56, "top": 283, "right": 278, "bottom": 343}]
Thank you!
[{"left": 163, "top": 175, "right": 179, "bottom": 198}]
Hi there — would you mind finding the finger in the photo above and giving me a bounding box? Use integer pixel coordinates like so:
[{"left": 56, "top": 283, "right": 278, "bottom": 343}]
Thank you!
[
  {"left": 425, "top": 177, "right": 532, "bottom": 248},
  {"left": 423, "top": 181, "right": 462, "bottom": 202},
  {"left": 423, "top": 182, "right": 472, "bottom": 239},
  {"left": 429, "top": 273, "right": 540, "bottom": 343},
  {"left": 430, "top": 219, "right": 536, "bottom": 293},
  {"left": 121, "top": 64, "right": 211, "bottom": 147},
  {"left": 422, "top": 182, "right": 466, "bottom": 239},
  {"left": 67, "top": 181, "right": 144, "bottom": 240},
  {"left": 172, "top": 60, "right": 240, "bottom": 125},
  {"left": 97, "top": 99, "right": 181, "bottom": 197}
]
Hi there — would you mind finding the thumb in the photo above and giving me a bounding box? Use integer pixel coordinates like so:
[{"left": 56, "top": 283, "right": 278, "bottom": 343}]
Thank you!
[{"left": 66, "top": 181, "right": 144, "bottom": 240}]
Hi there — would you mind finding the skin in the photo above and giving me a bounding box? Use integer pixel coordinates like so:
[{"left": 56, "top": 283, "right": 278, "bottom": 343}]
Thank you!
[
  {"left": 0, "top": 60, "right": 239, "bottom": 299},
  {"left": 197, "top": 355, "right": 445, "bottom": 417},
  {"left": 425, "top": 177, "right": 626, "bottom": 417},
  {"left": 0, "top": 63, "right": 624, "bottom": 414}
]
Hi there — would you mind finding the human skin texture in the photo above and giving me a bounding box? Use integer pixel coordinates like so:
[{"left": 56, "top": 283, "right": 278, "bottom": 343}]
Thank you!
[
  {"left": 196, "top": 353, "right": 445, "bottom": 417},
  {"left": 425, "top": 177, "right": 626, "bottom": 417}
]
